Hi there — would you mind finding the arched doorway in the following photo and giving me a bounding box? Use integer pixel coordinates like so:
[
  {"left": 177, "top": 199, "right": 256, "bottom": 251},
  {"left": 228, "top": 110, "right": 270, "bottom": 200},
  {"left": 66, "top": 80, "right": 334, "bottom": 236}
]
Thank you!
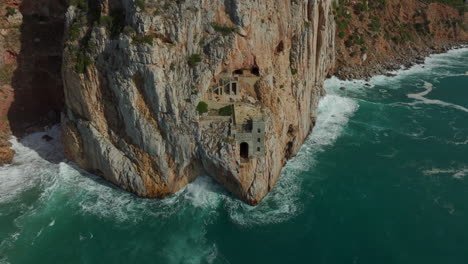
[{"left": 240, "top": 142, "right": 249, "bottom": 159}]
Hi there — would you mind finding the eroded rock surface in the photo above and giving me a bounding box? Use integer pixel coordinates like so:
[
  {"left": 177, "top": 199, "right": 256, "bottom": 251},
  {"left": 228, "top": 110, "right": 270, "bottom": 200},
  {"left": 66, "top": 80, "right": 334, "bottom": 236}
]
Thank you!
[{"left": 62, "top": 0, "right": 335, "bottom": 205}]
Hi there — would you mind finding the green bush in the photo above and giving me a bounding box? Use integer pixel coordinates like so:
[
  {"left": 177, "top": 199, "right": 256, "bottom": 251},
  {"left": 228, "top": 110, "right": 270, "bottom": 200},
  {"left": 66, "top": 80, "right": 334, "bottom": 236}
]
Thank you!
[
  {"left": 132, "top": 34, "right": 154, "bottom": 45},
  {"left": 196, "top": 101, "right": 208, "bottom": 115},
  {"left": 211, "top": 23, "right": 235, "bottom": 36},
  {"left": 70, "top": 0, "right": 88, "bottom": 11},
  {"left": 123, "top": 25, "right": 136, "bottom": 35},
  {"left": 135, "top": 0, "right": 145, "bottom": 11},
  {"left": 188, "top": 54, "right": 202, "bottom": 67},
  {"left": 5, "top": 7, "right": 16, "bottom": 17},
  {"left": 99, "top": 15, "right": 113, "bottom": 29},
  {"left": 291, "top": 68, "right": 298, "bottom": 75},
  {"left": 75, "top": 51, "right": 93, "bottom": 73},
  {"left": 69, "top": 23, "right": 81, "bottom": 41},
  {"left": 338, "top": 31, "right": 346, "bottom": 38},
  {"left": 368, "top": 17, "right": 381, "bottom": 32},
  {"left": 218, "top": 105, "right": 233, "bottom": 116}
]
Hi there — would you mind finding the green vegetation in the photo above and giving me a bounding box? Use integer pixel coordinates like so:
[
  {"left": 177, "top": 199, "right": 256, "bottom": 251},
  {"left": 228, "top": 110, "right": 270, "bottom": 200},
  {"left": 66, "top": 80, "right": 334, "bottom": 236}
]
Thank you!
[
  {"left": 368, "top": 16, "right": 381, "bottom": 32},
  {"left": 290, "top": 68, "right": 298, "bottom": 75},
  {"left": 75, "top": 50, "right": 93, "bottom": 74},
  {"left": 123, "top": 25, "right": 136, "bottom": 35},
  {"left": 69, "top": 23, "right": 81, "bottom": 41},
  {"left": 0, "top": 64, "right": 14, "bottom": 85},
  {"left": 188, "top": 54, "right": 202, "bottom": 67},
  {"left": 70, "top": 0, "right": 88, "bottom": 11},
  {"left": 196, "top": 101, "right": 208, "bottom": 115},
  {"left": 135, "top": 0, "right": 145, "bottom": 11},
  {"left": 5, "top": 7, "right": 16, "bottom": 17},
  {"left": 99, "top": 9, "right": 125, "bottom": 37},
  {"left": 211, "top": 22, "right": 235, "bottom": 36},
  {"left": 218, "top": 105, "right": 233, "bottom": 116},
  {"left": 99, "top": 15, "right": 113, "bottom": 29},
  {"left": 132, "top": 34, "right": 154, "bottom": 45}
]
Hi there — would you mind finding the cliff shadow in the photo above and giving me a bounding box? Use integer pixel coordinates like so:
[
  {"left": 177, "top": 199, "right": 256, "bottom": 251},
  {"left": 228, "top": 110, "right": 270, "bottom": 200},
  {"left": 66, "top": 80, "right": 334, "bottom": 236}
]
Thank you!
[{"left": 8, "top": 0, "right": 67, "bottom": 163}]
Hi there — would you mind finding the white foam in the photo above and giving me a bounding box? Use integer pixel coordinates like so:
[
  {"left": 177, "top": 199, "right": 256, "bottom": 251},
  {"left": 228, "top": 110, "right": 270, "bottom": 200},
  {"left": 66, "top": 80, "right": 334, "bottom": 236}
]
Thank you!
[
  {"left": 0, "top": 91, "right": 358, "bottom": 230},
  {"left": 0, "top": 126, "right": 63, "bottom": 204},
  {"left": 225, "top": 93, "right": 358, "bottom": 226},
  {"left": 423, "top": 168, "right": 468, "bottom": 179},
  {"left": 407, "top": 81, "right": 468, "bottom": 113},
  {"left": 327, "top": 47, "right": 468, "bottom": 92}
]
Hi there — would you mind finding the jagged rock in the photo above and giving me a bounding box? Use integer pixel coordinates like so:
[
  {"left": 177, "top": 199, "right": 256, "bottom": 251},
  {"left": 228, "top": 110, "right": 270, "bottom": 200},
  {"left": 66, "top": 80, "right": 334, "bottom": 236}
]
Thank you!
[{"left": 61, "top": 0, "right": 335, "bottom": 205}]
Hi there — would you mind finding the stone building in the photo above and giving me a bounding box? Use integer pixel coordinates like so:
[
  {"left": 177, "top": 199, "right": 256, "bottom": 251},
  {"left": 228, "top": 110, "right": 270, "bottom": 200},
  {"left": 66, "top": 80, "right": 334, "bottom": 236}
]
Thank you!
[
  {"left": 205, "top": 70, "right": 265, "bottom": 162},
  {"left": 231, "top": 117, "right": 265, "bottom": 161}
]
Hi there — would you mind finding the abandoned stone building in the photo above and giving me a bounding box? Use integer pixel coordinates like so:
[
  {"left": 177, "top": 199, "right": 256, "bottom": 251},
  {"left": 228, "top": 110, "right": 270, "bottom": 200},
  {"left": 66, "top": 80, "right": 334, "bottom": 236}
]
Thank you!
[{"left": 203, "top": 69, "right": 266, "bottom": 162}]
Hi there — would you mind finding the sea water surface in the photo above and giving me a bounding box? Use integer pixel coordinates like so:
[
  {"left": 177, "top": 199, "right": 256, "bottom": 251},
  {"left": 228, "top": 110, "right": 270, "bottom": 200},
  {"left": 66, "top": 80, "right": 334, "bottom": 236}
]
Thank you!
[{"left": 1, "top": 48, "right": 467, "bottom": 264}]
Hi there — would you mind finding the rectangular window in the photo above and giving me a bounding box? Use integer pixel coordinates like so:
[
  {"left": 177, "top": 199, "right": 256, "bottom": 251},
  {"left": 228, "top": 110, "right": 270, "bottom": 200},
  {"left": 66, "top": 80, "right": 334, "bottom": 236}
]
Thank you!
[
  {"left": 257, "top": 138, "right": 260, "bottom": 142},
  {"left": 257, "top": 147, "right": 260, "bottom": 152},
  {"left": 232, "top": 82, "right": 237, "bottom": 95}
]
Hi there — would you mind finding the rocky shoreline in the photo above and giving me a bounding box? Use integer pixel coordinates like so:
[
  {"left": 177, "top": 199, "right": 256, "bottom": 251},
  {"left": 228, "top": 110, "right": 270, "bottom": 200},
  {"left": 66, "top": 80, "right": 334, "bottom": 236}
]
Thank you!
[{"left": 334, "top": 42, "right": 468, "bottom": 80}]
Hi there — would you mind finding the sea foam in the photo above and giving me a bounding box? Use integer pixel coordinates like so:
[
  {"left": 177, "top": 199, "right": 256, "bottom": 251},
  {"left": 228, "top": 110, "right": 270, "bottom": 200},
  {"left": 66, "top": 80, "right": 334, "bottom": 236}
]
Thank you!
[
  {"left": 407, "top": 81, "right": 468, "bottom": 113},
  {"left": 225, "top": 93, "right": 358, "bottom": 226}
]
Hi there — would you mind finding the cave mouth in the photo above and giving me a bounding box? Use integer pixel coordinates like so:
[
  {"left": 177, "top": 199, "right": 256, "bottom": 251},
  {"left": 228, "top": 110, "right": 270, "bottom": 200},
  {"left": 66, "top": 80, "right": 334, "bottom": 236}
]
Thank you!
[
  {"left": 250, "top": 67, "right": 260, "bottom": 76},
  {"left": 240, "top": 142, "right": 249, "bottom": 159}
]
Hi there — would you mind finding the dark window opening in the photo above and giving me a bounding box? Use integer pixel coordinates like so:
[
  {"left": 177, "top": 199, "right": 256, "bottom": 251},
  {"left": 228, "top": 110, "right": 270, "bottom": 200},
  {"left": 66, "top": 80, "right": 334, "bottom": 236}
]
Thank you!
[
  {"left": 243, "top": 120, "right": 253, "bottom": 132},
  {"left": 257, "top": 128, "right": 261, "bottom": 133},
  {"left": 251, "top": 67, "right": 260, "bottom": 76},
  {"left": 232, "top": 82, "right": 237, "bottom": 95},
  {"left": 240, "top": 142, "right": 249, "bottom": 159},
  {"left": 257, "top": 147, "right": 260, "bottom": 152},
  {"left": 234, "top": 69, "right": 243, "bottom": 75},
  {"left": 257, "top": 138, "right": 260, "bottom": 142},
  {"left": 276, "top": 41, "right": 284, "bottom": 53}
]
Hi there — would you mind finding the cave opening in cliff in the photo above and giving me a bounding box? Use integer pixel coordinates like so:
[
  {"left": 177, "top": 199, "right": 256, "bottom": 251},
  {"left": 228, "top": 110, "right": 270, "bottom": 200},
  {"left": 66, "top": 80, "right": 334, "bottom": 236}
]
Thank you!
[
  {"left": 233, "top": 69, "right": 243, "bottom": 75},
  {"left": 250, "top": 67, "right": 260, "bottom": 76},
  {"left": 276, "top": 41, "right": 284, "bottom": 53},
  {"left": 240, "top": 142, "right": 249, "bottom": 159}
]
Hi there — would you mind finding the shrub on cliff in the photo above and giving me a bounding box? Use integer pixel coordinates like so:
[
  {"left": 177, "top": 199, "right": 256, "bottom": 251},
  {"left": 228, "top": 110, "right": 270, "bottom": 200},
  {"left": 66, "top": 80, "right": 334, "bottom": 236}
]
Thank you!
[
  {"left": 75, "top": 51, "right": 93, "bottom": 74},
  {"left": 196, "top": 102, "right": 208, "bottom": 115},
  {"left": 70, "top": 0, "right": 88, "bottom": 11},
  {"left": 218, "top": 105, "right": 233, "bottom": 116},
  {"left": 5, "top": 7, "right": 16, "bottom": 17},
  {"left": 132, "top": 34, "right": 154, "bottom": 45},
  {"left": 135, "top": 0, "right": 145, "bottom": 11},
  {"left": 211, "top": 23, "right": 235, "bottom": 36},
  {"left": 69, "top": 23, "right": 81, "bottom": 41},
  {"left": 188, "top": 54, "right": 202, "bottom": 67}
]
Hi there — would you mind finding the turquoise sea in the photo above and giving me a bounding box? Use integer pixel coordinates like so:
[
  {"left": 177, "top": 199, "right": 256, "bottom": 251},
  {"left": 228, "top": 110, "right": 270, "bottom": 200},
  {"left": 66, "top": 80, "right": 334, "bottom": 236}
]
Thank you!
[{"left": 1, "top": 48, "right": 467, "bottom": 264}]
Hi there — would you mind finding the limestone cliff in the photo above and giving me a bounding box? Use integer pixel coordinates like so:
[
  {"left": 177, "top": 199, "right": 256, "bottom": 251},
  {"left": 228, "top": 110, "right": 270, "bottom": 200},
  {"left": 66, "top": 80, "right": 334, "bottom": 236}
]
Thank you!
[{"left": 61, "top": 0, "right": 335, "bottom": 205}]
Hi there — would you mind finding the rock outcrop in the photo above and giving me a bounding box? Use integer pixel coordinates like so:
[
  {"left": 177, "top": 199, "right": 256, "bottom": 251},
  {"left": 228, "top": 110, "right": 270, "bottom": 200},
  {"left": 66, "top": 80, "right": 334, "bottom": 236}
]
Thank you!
[
  {"left": 61, "top": 0, "right": 335, "bottom": 205},
  {"left": 331, "top": 0, "right": 468, "bottom": 79}
]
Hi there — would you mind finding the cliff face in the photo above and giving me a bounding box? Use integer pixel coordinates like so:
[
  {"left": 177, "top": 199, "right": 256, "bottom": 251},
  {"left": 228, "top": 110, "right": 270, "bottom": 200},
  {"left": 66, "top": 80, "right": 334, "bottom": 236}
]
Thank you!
[
  {"left": 331, "top": 0, "right": 468, "bottom": 79},
  {"left": 61, "top": 0, "right": 335, "bottom": 205}
]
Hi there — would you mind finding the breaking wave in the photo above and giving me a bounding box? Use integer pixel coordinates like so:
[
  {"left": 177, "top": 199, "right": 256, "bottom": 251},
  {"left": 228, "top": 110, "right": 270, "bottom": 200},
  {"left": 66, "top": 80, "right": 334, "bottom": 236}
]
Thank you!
[{"left": 225, "top": 93, "right": 358, "bottom": 226}]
